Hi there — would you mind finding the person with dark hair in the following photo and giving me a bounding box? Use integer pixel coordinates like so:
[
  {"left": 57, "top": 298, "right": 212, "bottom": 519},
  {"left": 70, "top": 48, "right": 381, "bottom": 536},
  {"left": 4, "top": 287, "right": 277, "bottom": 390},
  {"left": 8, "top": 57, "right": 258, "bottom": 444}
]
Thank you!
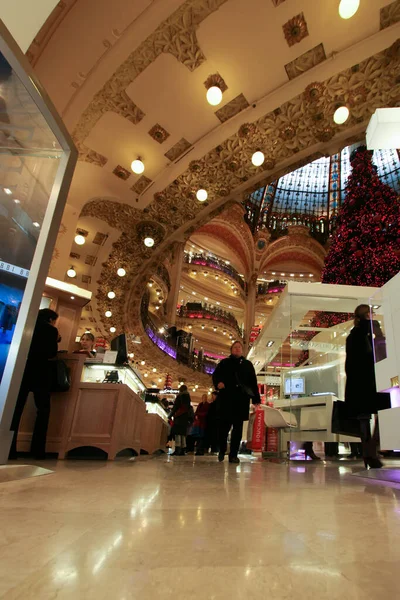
[
  {"left": 9, "top": 308, "right": 59, "bottom": 460},
  {"left": 169, "top": 384, "right": 192, "bottom": 456},
  {"left": 212, "top": 340, "right": 260, "bottom": 464},
  {"left": 190, "top": 393, "right": 210, "bottom": 456},
  {"left": 75, "top": 332, "right": 96, "bottom": 357},
  {"left": 345, "top": 304, "right": 383, "bottom": 469}
]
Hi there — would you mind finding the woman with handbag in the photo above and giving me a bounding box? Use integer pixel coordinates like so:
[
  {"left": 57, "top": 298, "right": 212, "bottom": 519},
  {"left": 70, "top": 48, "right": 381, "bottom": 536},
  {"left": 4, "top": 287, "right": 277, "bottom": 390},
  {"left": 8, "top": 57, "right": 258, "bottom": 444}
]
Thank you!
[
  {"left": 9, "top": 308, "right": 59, "bottom": 460},
  {"left": 212, "top": 340, "right": 261, "bottom": 464},
  {"left": 345, "top": 304, "right": 383, "bottom": 469}
]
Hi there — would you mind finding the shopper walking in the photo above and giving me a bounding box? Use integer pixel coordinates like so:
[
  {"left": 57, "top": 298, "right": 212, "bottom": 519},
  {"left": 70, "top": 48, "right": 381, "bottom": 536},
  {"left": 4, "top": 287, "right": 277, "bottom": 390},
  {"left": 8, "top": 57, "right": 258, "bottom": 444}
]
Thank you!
[
  {"left": 345, "top": 304, "right": 383, "bottom": 469},
  {"left": 9, "top": 308, "right": 59, "bottom": 460},
  {"left": 212, "top": 341, "right": 260, "bottom": 463},
  {"left": 190, "top": 393, "right": 209, "bottom": 456},
  {"left": 169, "top": 385, "right": 192, "bottom": 456},
  {"left": 204, "top": 391, "right": 219, "bottom": 454}
]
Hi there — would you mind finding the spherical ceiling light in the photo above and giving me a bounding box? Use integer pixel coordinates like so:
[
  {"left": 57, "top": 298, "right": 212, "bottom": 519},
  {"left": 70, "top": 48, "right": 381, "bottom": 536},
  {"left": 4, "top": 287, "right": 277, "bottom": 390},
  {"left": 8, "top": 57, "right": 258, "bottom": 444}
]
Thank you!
[
  {"left": 67, "top": 266, "right": 76, "bottom": 278},
  {"left": 74, "top": 234, "right": 86, "bottom": 246},
  {"left": 107, "top": 291, "right": 116, "bottom": 299},
  {"left": 338, "top": 0, "right": 360, "bottom": 19},
  {"left": 117, "top": 268, "right": 126, "bottom": 277},
  {"left": 333, "top": 106, "right": 350, "bottom": 125},
  {"left": 131, "top": 158, "right": 145, "bottom": 174},
  {"left": 110, "top": 326, "right": 116, "bottom": 333},
  {"left": 196, "top": 189, "right": 208, "bottom": 202},
  {"left": 251, "top": 151, "right": 265, "bottom": 167},
  {"left": 206, "top": 85, "right": 223, "bottom": 106},
  {"left": 105, "top": 310, "right": 112, "bottom": 318},
  {"left": 144, "top": 237, "right": 155, "bottom": 248}
]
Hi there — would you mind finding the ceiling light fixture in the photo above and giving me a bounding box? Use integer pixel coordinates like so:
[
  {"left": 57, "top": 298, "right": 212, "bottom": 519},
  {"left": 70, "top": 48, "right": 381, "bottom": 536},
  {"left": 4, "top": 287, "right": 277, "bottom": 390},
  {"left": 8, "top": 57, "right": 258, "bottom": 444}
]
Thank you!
[
  {"left": 251, "top": 151, "right": 265, "bottom": 167},
  {"left": 131, "top": 158, "right": 145, "bottom": 174},
  {"left": 338, "top": 0, "right": 360, "bottom": 19},
  {"left": 196, "top": 189, "right": 208, "bottom": 202},
  {"left": 105, "top": 311, "right": 112, "bottom": 318},
  {"left": 70, "top": 296, "right": 75, "bottom": 300},
  {"left": 13, "top": 198, "right": 20, "bottom": 204},
  {"left": 4, "top": 188, "right": 12, "bottom": 195},
  {"left": 141, "top": 360, "right": 146, "bottom": 365},
  {"left": 117, "top": 268, "right": 126, "bottom": 277},
  {"left": 110, "top": 327, "right": 116, "bottom": 333},
  {"left": 206, "top": 85, "right": 223, "bottom": 106},
  {"left": 74, "top": 233, "right": 86, "bottom": 246},
  {"left": 144, "top": 237, "right": 155, "bottom": 248},
  {"left": 108, "top": 291, "right": 116, "bottom": 299},
  {"left": 67, "top": 266, "right": 76, "bottom": 278},
  {"left": 333, "top": 106, "right": 350, "bottom": 125},
  {"left": 32, "top": 222, "right": 40, "bottom": 228}
]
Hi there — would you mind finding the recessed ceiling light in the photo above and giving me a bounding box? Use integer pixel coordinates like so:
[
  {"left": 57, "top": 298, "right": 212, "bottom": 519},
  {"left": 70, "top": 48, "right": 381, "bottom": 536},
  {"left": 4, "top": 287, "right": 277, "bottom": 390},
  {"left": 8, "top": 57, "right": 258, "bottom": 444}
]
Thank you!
[
  {"left": 251, "top": 151, "right": 265, "bottom": 167},
  {"left": 333, "top": 106, "right": 350, "bottom": 125},
  {"left": 131, "top": 158, "right": 145, "bottom": 174},
  {"left": 144, "top": 237, "right": 155, "bottom": 248},
  {"left": 196, "top": 189, "right": 208, "bottom": 202},
  {"left": 206, "top": 85, "right": 223, "bottom": 106},
  {"left": 338, "top": 0, "right": 360, "bottom": 19},
  {"left": 117, "top": 268, "right": 126, "bottom": 277},
  {"left": 67, "top": 267, "right": 76, "bottom": 278},
  {"left": 74, "top": 234, "right": 86, "bottom": 246},
  {"left": 108, "top": 291, "right": 116, "bottom": 299}
]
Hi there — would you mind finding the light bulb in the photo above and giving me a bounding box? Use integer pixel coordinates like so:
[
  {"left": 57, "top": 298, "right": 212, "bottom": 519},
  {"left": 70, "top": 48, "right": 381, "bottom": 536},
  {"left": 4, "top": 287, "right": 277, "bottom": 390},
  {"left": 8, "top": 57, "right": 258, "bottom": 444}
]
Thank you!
[
  {"left": 107, "top": 291, "right": 116, "bottom": 299},
  {"left": 13, "top": 199, "right": 20, "bottom": 204},
  {"left": 333, "top": 106, "right": 349, "bottom": 125},
  {"left": 144, "top": 373, "right": 148, "bottom": 378},
  {"left": 141, "top": 360, "right": 146, "bottom": 365},
  {"left": 338, "top": 0, "right": 360, "bottom": 19},
  {"left": 4, "top": 188, "right": 12, "bottom": 195},
  {"left": 144, "top": 237, "right": 155, "bottom": 248},
  {"left": 67, "top": 267, "right": 76, "bottom": 278},
  {"left": 206, "top": 86, "right": 223, "bottom": 106},
  {"left": 153, "top": 368, "right": 157, "bottom": 372},
  {"left": 74, "top": 234, "right": 86, "bottom": 246},
  {"left": 131, "top": 159, "right": 145, "bottom": 174},
  {"left": 196, "top": 189, "right": 208, "bottom": 202},
  {"left": 117, "top": 268, "right": 126, "bottom": 277},
  {"left": 252, "top": 151, "right": 265, "bottom": 167},
  {"left": 110, "top": 326, "right": 116, "bottom": 333},
  {"left": 32, "top": 222, "right": 40, "bottom": 228},
  {"left": 105, "top": 311, "right": 112, "bottom": 318}
]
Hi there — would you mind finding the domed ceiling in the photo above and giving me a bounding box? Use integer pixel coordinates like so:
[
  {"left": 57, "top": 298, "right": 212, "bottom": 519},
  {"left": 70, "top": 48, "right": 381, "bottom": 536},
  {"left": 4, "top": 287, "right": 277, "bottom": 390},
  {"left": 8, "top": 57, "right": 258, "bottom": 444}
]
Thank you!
[{"left": 27, "top": 0, "right": 400, "bottom": 389}]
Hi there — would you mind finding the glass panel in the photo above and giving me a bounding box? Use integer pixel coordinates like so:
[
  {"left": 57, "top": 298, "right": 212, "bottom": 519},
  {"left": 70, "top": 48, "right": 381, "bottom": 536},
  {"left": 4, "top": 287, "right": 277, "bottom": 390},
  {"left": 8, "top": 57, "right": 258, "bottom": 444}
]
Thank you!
[{"left": 0, "top": 51, "right": 62, "bottom": 381}]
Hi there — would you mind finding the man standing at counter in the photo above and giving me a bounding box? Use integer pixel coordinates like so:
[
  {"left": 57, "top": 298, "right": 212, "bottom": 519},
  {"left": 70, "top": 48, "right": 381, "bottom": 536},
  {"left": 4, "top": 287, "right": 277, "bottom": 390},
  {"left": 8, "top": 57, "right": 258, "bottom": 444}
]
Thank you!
[{"left": 212, "top": 341, "right": 260, "bottom": 464}]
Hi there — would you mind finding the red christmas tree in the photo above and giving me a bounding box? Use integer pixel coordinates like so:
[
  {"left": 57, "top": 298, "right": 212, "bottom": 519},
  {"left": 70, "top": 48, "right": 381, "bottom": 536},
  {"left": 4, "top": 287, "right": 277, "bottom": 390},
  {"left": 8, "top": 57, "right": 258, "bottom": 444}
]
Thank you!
[{"left": 322, "top": 146, "right": 400, "bottom": 287}]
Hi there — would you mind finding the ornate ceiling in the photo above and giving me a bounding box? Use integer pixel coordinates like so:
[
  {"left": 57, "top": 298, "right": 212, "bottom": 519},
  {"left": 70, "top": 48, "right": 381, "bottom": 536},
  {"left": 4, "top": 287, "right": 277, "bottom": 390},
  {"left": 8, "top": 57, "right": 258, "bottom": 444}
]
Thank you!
[{"left": 28, "top": 0, "right": 400, "bottom": 388}]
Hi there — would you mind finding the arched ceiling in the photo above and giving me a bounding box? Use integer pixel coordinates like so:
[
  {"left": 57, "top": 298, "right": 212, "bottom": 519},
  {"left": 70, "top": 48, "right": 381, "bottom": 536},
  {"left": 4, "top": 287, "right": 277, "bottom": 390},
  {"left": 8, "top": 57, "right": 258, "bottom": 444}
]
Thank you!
[{"left": 29, "top": 0, "right": 400, "bottom": 379}]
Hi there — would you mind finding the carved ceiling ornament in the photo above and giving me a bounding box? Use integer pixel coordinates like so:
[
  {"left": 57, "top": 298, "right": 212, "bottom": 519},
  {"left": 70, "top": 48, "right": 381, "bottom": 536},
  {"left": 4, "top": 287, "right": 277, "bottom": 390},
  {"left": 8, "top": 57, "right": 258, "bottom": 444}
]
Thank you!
[{"left": 282, "top": 12, "right": 309, "bottom": 47}]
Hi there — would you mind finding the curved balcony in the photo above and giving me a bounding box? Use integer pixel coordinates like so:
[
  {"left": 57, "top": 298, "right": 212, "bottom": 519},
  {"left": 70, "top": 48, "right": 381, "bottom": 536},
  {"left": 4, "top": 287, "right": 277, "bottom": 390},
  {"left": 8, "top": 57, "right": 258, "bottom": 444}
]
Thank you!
[
  {"left": 177, "top": 304, "right": 243, "bottom": 339},
  {"left": 184, "top": 253, "right": 246, "bottom": 291},
  {"left": 257, "top": 281, "right": 286, "bottom": 296}
]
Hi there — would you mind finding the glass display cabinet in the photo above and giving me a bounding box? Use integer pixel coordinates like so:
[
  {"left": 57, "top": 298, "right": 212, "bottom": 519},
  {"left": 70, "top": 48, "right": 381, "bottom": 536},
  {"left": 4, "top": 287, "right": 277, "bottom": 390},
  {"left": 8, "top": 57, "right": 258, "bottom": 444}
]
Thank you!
[
  {"left": 0, "top": 21, "right": 77, "bottom": 462},
  {"left": 249, "top": 281, "right": 378, "bottom": 459},
  {"left": 81, "top": 363, "right": 146, "bottom": 397}
]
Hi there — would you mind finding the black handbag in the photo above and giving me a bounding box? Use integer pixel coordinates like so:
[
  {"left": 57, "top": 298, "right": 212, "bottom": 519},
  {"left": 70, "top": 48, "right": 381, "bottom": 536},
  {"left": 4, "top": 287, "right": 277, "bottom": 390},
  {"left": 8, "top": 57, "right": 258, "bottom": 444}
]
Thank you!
[
  {"left": 331, "top": 401, "right": 360, "bottom": 438},
  {"left": 234, "top": 371, "right": 255, "bottom": 398},
  {"left": 51, "top": 359, "right": 71, "bottom": 393}
]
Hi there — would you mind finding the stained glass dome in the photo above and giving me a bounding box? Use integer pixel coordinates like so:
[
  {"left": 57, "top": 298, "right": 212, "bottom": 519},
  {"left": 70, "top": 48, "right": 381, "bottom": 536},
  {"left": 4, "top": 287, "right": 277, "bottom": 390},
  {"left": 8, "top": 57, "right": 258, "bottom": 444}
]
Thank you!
[{"left": 244, "top": 145, "right": 400, "bottom": 243}]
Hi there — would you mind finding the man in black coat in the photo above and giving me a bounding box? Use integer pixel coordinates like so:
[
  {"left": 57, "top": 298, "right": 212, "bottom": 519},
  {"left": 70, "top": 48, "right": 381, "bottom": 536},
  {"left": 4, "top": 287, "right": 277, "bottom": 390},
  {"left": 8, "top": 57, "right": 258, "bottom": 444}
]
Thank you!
[
  {"left": 9, "top": 309, "right": 59, "bottom": 460},
  {"left": 212, "top": 341, "right": 260, "bottom": 463}
]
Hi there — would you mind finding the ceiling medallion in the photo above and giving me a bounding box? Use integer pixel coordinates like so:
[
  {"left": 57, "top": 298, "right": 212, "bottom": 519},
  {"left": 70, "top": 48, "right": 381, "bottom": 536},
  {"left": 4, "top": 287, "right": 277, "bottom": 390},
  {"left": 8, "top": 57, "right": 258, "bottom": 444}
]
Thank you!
[
  {"left": 304, "top": 82, "right": 325, "bottom": 103},
  {"left": 315, "top": 127, "right": 335, "bottom": 143},
  {"left": 189, "top": 160, "right": 204, "bottom": 173},
  {"left": 264, "top": 157, "right": 276, "bottom": 171},
  {"left": 218, "top": 187, "right": 230, "bottom": 197},
  {"left": 113, "top": 164, "right": 131, "bottom": 180},
  {"left": 154, "top": 191, "right": 166, "bottom": 202},
  {"left": 204, "top": 73, "right": 228, "bottom": 94},
  {"left": 280, "top": 125, "right": 296, "bottom": 140},
  {"left": 238, "top": 122, "right": 257, "bottom": 138},
  {"left": 148, "top": 123, "right": 170, "bottom": 144},
  {"left": 136, "top": 221, "right": 165, "bottom": 247},
  {"left": 227, "top": 159, "right": 239, "bottom": 172},
  {"left": 283, "top": 13, "right": 309, "bottom": 47}
]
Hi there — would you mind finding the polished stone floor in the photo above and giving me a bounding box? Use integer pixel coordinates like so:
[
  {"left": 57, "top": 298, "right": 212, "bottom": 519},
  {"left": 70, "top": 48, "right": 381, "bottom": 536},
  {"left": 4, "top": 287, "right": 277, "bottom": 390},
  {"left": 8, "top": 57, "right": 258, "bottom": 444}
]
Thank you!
[{"left": 1, "top": 455, "right": 399, "bottom": 599}]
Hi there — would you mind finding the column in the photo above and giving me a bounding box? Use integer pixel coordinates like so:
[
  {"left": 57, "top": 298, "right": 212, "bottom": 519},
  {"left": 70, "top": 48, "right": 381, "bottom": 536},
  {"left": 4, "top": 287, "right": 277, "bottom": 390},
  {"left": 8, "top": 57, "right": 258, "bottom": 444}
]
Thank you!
[
  {"left": 166, "top": 241, "right": 185, "bottom": 326},
  {"left": 244, "top": 273, "right": 257, "bottom": 350}
]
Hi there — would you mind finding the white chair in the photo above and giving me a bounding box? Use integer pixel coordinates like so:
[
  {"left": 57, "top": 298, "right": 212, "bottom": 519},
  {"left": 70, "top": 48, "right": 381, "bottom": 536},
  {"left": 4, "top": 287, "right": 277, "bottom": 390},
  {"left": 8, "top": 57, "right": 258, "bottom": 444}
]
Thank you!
[{"left": 261, "top": 405, "right": 297, "bottom": 429}]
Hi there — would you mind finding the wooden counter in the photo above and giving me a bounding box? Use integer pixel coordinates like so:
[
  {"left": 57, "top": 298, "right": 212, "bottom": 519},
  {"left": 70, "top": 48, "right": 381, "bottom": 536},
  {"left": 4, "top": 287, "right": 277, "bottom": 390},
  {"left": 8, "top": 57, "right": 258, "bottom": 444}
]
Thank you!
[{"left": 17, "top": 354, "right": 167, "bottom": 459}]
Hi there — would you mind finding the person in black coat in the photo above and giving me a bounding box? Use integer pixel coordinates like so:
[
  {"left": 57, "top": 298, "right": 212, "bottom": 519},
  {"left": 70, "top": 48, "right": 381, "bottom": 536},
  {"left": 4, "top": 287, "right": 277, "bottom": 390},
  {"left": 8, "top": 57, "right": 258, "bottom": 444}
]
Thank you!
[
  {"left": 169, "top": 385, "right": 192, "bottom": 456},
  {"left": 9, "top": 308, "right": 59, "bottom": 460},
  {"left": 203, "top": 391, "right": 219, "bottom": 454},
  {"left": 345, "top": 304, "right": 382, "bottom": 469},
  {"left": 212, "top": 341, "right": 261, "bottom": 463}
]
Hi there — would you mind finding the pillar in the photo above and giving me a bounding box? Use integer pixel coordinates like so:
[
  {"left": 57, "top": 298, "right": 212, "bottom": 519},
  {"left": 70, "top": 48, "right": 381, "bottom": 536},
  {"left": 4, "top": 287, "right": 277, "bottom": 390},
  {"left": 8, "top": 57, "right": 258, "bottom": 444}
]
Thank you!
[
  {"left": 166, "top": 241, "right": 185, "bottom": 326},
  {"left": 244, "top": 273, "right": 257, "bottom": 351}
]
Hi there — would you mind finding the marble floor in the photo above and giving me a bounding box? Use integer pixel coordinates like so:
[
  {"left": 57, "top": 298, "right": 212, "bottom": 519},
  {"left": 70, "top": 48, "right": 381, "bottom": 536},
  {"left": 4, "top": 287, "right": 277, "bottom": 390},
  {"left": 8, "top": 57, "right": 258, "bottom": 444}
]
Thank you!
[{"left": 0, "top": 455, "right": 399, "bottom": 599}]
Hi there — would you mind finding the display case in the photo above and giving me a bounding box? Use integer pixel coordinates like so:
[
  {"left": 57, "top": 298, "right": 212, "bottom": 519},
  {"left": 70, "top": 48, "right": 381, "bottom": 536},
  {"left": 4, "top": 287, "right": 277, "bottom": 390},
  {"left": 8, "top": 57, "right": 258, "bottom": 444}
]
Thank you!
[
  {"left": 145, "top": 401, "right": 169, "bottom": 423},
  {"left": 81, "top": 363, "right": 146, "bottom": 397},
  {"left": 0, "top": 22, "right": 77, "bottom": 462},
  {"left": 249, "top": 281, "right": 378, "bottom": 457}
]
